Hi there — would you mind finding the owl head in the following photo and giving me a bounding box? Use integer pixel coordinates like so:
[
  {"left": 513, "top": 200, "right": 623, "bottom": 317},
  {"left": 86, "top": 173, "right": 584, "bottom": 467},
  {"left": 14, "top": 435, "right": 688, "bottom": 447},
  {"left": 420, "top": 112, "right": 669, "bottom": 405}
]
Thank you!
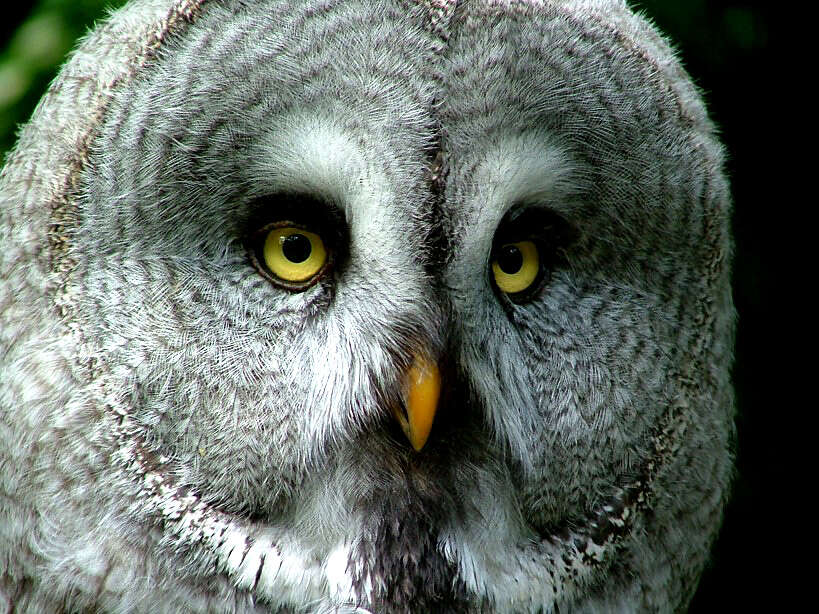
[{"left": 0, "top": 0, "right": 734, "bottom": 612}]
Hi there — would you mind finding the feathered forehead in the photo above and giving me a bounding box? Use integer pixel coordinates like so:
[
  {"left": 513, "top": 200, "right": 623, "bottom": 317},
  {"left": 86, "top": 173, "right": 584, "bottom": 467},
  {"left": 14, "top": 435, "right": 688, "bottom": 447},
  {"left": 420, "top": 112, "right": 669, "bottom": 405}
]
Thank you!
[
  {"left": 2, "top": 0, "right": 722, "bottom": 254},
  {"left": 410, "top": 0, "right": 711, "bottom": 134}
]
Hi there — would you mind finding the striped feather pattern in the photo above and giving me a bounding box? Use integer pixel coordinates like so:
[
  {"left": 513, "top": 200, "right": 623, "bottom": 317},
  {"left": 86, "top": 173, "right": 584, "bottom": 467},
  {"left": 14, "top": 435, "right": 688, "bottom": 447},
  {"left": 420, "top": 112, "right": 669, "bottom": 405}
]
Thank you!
[{"left": 1, "top": 1, "right": 733, "bottom": 612}]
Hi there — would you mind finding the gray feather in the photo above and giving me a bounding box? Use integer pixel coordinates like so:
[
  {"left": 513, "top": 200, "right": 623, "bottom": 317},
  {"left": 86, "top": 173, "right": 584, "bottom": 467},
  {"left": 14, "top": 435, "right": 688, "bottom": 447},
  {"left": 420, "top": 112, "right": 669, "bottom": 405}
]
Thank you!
[{"left": 0, "top": 1, "right": 734, "bottom": 611}]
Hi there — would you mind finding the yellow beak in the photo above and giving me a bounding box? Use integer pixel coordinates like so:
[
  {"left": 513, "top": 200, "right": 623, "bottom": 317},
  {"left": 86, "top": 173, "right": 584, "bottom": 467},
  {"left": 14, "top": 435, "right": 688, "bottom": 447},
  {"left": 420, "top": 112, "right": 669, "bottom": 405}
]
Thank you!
[{"left": 394, "top": 354, "right": 441, "bottom": 451}]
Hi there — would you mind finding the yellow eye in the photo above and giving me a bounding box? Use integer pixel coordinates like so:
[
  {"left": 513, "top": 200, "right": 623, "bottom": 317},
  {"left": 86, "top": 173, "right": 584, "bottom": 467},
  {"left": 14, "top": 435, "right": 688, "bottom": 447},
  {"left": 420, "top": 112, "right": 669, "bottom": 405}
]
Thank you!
[
  {"left": 491, "top": 240, "right": 540, "bottom": 294},
  {"left": 262, "top": 226, "right": 328, "bottom": 284}
]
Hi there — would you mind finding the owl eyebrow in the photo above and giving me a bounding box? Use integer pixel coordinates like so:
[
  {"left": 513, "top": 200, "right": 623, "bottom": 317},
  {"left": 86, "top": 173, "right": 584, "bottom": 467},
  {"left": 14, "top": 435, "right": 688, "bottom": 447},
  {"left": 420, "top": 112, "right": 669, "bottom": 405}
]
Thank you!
[
  {"left": 497, "top": 205, "right": 577, "bottom": 245},
  {"left": 242, "top": 192, "right": 347, "bottom": 247}
]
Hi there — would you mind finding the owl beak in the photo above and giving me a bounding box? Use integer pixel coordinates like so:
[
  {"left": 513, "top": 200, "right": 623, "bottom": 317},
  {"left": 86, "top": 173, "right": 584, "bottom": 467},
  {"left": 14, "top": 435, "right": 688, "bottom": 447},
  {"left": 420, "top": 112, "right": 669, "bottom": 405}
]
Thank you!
[{"left": 394, "top": 354, "right": 441, "bottom": 451}]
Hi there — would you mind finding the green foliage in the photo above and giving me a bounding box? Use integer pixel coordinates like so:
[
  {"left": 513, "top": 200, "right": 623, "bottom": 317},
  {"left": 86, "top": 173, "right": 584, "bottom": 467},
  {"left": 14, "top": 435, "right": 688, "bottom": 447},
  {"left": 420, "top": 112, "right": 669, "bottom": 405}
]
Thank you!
[{"left": 0, "top": 0, "right": 128, "bottom": 158}]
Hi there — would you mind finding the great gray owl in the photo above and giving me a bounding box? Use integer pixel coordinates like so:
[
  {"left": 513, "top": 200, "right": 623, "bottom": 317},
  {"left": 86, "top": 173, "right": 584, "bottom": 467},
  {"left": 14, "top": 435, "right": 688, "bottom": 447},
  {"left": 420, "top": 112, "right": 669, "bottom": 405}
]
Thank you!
[{"left": 0, "top": 0, "right": 735, "bottom": 611}]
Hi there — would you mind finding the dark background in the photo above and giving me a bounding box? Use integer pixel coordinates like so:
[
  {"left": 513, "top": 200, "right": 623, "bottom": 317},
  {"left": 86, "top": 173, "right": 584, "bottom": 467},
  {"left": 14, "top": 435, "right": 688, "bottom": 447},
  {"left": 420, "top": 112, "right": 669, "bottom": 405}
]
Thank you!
[{"left": 1, "top": 1, "right": 781, "bottom": 610}]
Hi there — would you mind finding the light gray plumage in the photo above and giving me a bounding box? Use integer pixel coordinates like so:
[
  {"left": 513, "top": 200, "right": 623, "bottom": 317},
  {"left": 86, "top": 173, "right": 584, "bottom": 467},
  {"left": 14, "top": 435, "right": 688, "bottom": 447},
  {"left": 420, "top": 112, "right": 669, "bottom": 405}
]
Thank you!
[{"left": 0, "top": 0, "right": 734, "bottom": 612}]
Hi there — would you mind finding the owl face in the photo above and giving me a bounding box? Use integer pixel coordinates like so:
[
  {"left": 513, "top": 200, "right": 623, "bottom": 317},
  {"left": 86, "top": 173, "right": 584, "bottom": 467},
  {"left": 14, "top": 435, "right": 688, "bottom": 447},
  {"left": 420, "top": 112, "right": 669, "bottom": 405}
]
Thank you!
[{"left": 0, "top": 0, "right": 734, "bottom": 612}]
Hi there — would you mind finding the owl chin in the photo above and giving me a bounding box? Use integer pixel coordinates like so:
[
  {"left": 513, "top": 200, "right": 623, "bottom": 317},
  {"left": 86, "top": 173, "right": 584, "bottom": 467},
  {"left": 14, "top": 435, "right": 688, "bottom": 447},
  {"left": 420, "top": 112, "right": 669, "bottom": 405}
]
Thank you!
[
  {"left": 136, "top": 402, "right": 653, "bottom": 613},
  {"left": 342, "top": 440, "right": 640, "bottom": 612}
]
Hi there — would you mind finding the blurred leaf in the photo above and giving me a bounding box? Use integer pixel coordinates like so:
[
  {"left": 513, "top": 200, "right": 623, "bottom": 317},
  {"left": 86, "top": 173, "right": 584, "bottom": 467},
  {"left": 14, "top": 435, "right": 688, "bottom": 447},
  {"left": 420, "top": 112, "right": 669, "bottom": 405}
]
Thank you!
[
  {"left": 8, "top": 12, "right": 72, "bottom": 69},
  {"left": 0, "top": 0, "right": 128, "bottom": 160}
]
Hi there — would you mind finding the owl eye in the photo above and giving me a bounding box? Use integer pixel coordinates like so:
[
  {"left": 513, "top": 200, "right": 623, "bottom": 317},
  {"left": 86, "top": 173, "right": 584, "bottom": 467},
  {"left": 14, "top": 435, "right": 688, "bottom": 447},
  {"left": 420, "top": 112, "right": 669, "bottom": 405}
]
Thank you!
[
  {"left": 491, "top": 240, "right": 541, "bottom": 296},
  {"left": 489, "top": 208, "right": 575, "bottom": 304},
  {"left": 264, "top": 227, "right": 327, "bottom": 280},
  {"left": 252, "top": 224, "right": 330, "bottom": 290}
]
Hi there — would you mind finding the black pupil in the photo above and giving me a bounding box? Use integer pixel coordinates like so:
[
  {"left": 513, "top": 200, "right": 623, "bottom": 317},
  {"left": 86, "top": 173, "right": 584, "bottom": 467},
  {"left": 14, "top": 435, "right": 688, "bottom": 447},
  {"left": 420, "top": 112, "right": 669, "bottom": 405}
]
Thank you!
[
  {"left": 282, "top": 233, "right": 312, "bottom": 263},
  {"left": 497, "top": 244, "right": 523, "bottom": 274}
]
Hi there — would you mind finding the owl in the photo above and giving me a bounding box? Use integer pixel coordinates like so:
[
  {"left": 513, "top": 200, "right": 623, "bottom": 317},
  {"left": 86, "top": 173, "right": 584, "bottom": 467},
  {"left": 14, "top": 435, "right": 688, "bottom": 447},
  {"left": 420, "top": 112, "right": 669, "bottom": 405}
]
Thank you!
[{"left": 0, "top": 0, "right": 734, "bottom": 612}]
